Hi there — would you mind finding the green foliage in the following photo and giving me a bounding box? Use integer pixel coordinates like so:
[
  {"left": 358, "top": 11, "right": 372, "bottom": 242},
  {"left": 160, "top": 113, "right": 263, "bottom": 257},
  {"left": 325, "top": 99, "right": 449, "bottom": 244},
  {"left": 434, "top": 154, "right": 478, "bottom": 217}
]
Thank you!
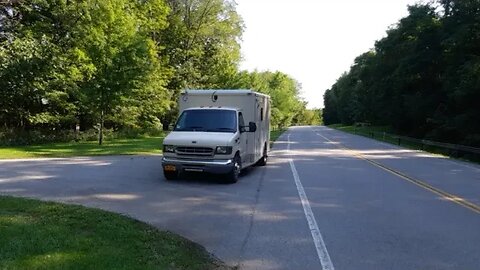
[
  {"left": 0, "top": 0, "right": 172, "bottom": 141},
  {"left": 294, "top": 108, "right": 322, "bottom": 126},
  {"left": 157, "top": 0, "right": 244, "bottom": 128},
  {"left": 1, "top": 0, "right": 309, "bottom": 145},
  {"left": 323, "top": 1, "right": 480, "bottom": 146},
  {"left": 227, "top": 70, "right": 314, "bottom": 129}
]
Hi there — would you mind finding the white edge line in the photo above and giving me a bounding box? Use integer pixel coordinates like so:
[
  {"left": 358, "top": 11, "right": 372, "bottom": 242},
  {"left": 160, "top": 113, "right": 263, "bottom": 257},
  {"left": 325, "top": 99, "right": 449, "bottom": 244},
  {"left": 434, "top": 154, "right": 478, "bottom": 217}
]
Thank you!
[{"left": 288, "top": 134, "right": 335, "bottom": 270}]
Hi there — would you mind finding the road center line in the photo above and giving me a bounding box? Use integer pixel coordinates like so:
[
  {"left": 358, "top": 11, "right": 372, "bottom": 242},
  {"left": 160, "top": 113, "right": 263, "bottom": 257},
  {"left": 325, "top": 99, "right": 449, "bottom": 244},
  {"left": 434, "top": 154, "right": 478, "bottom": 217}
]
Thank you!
[
  {"left": 313, "top": 128, "right": 480, "bottom": 215},
  {"left": 287, "top": 134, "right": 335, "bottom": 270}
]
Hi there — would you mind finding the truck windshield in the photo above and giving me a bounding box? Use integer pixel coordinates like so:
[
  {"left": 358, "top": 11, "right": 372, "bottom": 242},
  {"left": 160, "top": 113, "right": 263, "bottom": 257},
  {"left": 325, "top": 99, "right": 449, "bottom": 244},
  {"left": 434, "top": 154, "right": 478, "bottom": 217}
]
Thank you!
[{"left": 174, "top": 109, "right": 237, "bottom": 133}]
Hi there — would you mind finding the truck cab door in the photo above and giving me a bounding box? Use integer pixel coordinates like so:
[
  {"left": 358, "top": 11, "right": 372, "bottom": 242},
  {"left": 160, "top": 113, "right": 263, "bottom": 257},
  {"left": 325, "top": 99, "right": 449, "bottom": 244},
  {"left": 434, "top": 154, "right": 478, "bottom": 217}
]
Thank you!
[{"left": 238, "top": 112, "right": 248, "bottom": 163}]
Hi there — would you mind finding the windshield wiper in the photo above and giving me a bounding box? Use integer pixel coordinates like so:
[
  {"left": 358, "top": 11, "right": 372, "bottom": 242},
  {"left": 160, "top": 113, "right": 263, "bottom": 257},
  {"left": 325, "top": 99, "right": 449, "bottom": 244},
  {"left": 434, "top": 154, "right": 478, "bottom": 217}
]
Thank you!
[
  {"left": 185, "top": 126, "right": 205, "bottom": 131},
  {"left": 207, "top": 127, "right": 235, "bottom": 132}
]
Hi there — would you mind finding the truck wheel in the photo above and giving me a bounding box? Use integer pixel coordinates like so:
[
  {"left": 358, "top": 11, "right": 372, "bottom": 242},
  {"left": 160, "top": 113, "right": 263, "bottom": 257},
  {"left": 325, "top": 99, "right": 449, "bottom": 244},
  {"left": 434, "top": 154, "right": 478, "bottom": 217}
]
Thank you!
[
  {"left": 256, "top": 144, "right": 268, "bottom": 166},
  {"left": 226, "top": 155, "right": 241, "bottom": 184},
  {"left": 164, "top": 171, "right": 178, "bottom": 181}
]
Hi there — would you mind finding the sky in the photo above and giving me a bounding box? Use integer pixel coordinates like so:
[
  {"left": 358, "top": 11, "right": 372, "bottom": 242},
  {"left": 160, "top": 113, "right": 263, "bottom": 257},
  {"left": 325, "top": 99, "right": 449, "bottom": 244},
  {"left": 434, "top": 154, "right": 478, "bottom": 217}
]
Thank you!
[{"left": 236, "top": 0, "right": 420, "bottom": 109}]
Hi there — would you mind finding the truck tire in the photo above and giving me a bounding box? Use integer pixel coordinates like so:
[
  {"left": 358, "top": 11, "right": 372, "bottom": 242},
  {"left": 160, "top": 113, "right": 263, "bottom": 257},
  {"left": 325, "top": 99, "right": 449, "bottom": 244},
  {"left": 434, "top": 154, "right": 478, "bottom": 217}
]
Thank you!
[
  {"left": 226, "top": 155, "right": 241, "bottom": 184},
  {"left": 164, "top": 171, "right": 178, "bottom": 181},
  {"left": 256, "top": 144, "right": 268, "bottom": 166}
]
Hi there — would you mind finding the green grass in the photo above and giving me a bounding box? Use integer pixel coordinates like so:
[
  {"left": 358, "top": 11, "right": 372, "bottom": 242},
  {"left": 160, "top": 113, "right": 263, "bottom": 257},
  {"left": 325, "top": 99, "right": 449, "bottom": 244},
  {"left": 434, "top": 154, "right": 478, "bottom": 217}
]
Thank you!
[
  {"left": 0, "top": 130, "right": 289, "bottom": 159},
  {"left": 0, "top": 136, "right": 165, "bottom": 159},
  {"left": 270, "top": 129, "right": 286, "bottom": 143},
  {"left": 329, "top": 124, "right": 428, "bottom": 149},
  {"left": 0, "top": 196, "right": 227, "bottom": 270},
  {"left": 329, "top": 124, "right": 394, "bottom": 134},
  {"left": 328, "top": 124, "right": 480, "bottom": 163}
]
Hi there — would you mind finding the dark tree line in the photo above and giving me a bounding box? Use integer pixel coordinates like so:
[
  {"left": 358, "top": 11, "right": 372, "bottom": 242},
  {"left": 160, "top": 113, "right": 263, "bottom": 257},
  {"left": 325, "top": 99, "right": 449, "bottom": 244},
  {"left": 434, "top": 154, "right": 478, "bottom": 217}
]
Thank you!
[
  {"left": 0, "top": 0, "right": 317, "bottom": 145},
  {"left": 323, "top": 0, "right": 480, "bottom": 147}
]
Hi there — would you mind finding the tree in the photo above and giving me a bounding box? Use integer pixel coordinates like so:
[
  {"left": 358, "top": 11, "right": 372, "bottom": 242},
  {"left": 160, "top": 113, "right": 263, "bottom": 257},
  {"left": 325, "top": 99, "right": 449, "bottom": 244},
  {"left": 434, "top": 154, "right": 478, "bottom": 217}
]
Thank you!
[
  {"left": 0, "top": 0, "right": 85, "bottom": 130},
  {"left": 75, "top": 0, "right": 170, "bottom": 144},
  {"left": 0, "top": 0, "right": 312, "bottom": 144},
  {"left": 322, "top": 1, "right": 480, "bottom": 146},
  {"left": 0, "top": 0, "right": 171, "bottom": 144},
  {"left": 227, "top": 70, "right": 306, "bottom": 129},
  {"left": 157, "top": 0, "right": 243, "bottom": 129}
]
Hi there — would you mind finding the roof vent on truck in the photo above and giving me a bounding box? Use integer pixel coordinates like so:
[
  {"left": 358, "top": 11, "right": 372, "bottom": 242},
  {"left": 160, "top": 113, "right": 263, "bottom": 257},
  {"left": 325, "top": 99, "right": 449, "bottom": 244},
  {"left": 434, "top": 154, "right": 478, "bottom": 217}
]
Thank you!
[{"left": 211, "top": 90, "right": 218, "bottom": 102}]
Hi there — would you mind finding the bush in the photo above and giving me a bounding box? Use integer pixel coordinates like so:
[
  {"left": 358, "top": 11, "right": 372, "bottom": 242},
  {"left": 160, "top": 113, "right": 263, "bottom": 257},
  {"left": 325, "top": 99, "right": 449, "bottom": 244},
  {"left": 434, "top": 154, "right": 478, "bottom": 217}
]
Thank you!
[{"left": 0, "top": 129, "right": 80, "bottom": 146}]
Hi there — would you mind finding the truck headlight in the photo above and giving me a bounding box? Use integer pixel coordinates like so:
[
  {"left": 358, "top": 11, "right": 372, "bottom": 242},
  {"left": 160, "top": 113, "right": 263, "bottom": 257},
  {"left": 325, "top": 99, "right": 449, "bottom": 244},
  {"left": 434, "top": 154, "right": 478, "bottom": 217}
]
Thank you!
[
  {"left": 163, "top": 145, "right": 176, "bottom": 153},
  {"left": 215, "top": 146, "right": 232, "bottom": 155}
]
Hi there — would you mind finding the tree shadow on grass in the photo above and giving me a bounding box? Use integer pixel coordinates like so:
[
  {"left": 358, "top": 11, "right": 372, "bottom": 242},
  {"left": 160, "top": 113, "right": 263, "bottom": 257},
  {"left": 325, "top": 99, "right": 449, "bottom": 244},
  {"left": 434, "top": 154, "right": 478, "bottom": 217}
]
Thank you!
[{"left": 16, "top": 137, "right": 165, "bottom": 158}]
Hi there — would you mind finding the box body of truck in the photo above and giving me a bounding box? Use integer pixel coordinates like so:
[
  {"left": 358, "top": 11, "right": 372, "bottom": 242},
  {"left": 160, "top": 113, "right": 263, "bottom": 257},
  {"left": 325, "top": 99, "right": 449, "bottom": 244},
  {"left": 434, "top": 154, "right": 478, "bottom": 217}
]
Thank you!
[{"left": 161, "top": 89, "right": 271, "bottom": 183}]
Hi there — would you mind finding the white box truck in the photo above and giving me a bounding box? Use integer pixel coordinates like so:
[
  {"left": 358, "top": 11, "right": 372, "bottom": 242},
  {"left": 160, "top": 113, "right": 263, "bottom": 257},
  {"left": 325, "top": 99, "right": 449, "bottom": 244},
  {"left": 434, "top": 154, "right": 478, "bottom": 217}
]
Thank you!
[{"left": 161, "top": 89, "right": 271, "bottom": 183}]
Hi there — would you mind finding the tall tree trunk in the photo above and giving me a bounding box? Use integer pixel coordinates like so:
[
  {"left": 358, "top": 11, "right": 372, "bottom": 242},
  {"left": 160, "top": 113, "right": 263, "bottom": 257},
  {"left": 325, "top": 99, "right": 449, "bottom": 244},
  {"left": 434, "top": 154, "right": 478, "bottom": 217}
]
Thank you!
[{"left": 99, "top": 109, "right": 104, "bottom": 145}]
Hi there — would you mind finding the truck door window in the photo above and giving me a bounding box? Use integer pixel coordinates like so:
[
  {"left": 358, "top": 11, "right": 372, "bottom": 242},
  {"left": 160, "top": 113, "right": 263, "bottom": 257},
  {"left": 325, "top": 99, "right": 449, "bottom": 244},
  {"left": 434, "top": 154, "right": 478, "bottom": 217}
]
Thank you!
[{"left": 238, "top": 112, "right": 245, "bottom": 132}]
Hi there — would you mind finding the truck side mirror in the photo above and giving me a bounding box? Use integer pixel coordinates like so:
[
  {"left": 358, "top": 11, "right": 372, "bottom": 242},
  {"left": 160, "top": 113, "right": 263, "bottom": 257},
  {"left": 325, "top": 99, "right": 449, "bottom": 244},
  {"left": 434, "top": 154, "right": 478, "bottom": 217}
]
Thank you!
[{"left": 248, "top": 122, "right": 257, "bottom": 133}]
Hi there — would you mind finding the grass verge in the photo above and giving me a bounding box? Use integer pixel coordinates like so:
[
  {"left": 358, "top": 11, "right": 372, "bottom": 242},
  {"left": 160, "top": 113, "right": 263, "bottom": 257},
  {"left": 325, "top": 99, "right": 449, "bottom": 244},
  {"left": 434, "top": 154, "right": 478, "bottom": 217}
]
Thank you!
[
  {"left": 328, "top": 124, "right": 409, "bottom": 145},
  {"left": 329, "top": 124, "right": 435, "bottom": 150},
  {"left": 270, "top": 129, "right": 287, "bottom": 146},
  {"left": 328, "top": 124, "right": 480, "bottom": 163},
  {"left": 0, "top": 196, "right": 228, "bottom": 270},
  {"left": 0, "top": 136, "right": 165, "bottom": 159},
  {"left": 1, "top": 130, "right": 289, "bottom": 159}
]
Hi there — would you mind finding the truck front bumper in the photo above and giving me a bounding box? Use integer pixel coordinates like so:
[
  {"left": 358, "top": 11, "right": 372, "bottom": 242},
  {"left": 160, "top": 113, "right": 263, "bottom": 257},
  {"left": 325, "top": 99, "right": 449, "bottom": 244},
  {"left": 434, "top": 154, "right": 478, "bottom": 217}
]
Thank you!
[{"left": 162, "top": 157, "right": 234, "bottom": 174}]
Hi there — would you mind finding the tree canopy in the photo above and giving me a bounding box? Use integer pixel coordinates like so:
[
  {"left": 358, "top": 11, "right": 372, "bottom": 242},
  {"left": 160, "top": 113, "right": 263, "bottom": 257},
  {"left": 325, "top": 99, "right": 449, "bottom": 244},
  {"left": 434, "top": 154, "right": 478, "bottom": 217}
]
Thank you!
[
  {"left": 323, "top": 0, "right": 480, "bottom": 146},
  {"left": 0, "top": 0, "right": 318, "bottom": 145}
]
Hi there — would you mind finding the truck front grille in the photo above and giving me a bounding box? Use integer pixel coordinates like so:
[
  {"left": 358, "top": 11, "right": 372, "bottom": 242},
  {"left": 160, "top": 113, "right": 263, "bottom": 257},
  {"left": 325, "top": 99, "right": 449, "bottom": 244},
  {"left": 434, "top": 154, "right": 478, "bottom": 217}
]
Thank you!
[{"left": 176, "top": 146, "right": 214, "bottom": 156}]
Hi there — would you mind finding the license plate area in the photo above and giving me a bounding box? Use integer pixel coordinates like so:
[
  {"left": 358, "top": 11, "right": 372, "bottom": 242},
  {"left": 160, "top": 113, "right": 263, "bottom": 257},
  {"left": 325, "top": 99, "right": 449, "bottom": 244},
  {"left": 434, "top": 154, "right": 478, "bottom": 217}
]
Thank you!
[{"left": 164, "top": 165, "right": 176, "bottom": 172}]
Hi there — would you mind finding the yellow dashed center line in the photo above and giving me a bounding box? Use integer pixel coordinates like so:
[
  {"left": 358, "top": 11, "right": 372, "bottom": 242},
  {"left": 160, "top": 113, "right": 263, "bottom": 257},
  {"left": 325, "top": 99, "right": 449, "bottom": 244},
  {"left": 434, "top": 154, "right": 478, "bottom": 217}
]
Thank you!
[{"left": 315, "top": 131, "right": 480, "bottom": 215}]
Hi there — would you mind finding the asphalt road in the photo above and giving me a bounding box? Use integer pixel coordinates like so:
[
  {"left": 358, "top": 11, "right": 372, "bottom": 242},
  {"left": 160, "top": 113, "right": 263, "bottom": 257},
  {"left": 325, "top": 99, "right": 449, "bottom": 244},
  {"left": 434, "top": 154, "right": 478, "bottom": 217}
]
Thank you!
[{"left": 1, "top": 126, "right": 479, "bottom": 269}]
